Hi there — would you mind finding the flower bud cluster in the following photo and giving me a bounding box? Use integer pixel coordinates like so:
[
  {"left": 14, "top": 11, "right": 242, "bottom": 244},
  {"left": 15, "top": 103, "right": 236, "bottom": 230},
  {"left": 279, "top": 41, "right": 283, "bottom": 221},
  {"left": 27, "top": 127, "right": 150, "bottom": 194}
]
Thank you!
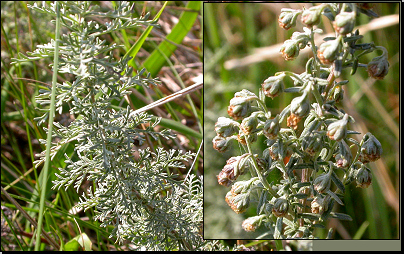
[
  {"left": 317, "top": 37, "right": 342, "bottom": 65},
  {"left": 240, "top": 112, "right": 264, "bottom": 135},
  {"left": 302, "top": 133, "right": 323, "bottom": 156},
  {"left": 367, "top": 54, "right": 389, "bottom": 80},
  {"left": 280, "top": 39, "right": 301, "bottom": 61},
  {"left": 334, "top": 140, "right": 352, "bottom": 169},
  {"left": 241, "top": 215, "right": 265, "bottom": 232},
  {"left": 214, "top": 117, "right": 240, "bottom": 137},
  {"left": 227, "top": 89, "right": 257, "bottom": 120},
  {"left": 261, "top": 74, "right": 285, "bottom": 98},
  {"left": 279, "top": 32, "right": 311, "bottom": 61},
  {"left": 225, "top": 191, "right": 250, "bottom": 214},
  {"left": 313, "top": 169, "right": 332, "bottom": 194},
  {"left": 271, "top": 198, "right": 289, "bottom": 217},
  {"left": 287, "top": 90, "right": 311, "bottom": 130},
  {"left": 301, "top": 5, "right": 324, "bottom": 28},
  {"left": 217, "top": 156, "right": 249, "bottom": 187},
  {"left": 358, "top": 133, "right": 383, "bottom": 163},
  {"left": 212, "top": 114, "right": 241, "bottom": 153},
  {"left": 326, "top": 113, "right": 349, "bottom": 141},
  {"left": 278, "top": 8, "right": 302, "bottom": 30},
  {"left": 355, "top": 164, "right": 372, "bottom": 188},
  {"left": 333, "top": 11, "right": 356, "bottom": 35},
  {"left": 212, "top": 135, "right": 232, "bottom": 153},
  {"left": 263, "top": 115, "right": 280, "bottom": 139},
  {"left": 311, "top": 194, "right": 331, "bottom": 215}
]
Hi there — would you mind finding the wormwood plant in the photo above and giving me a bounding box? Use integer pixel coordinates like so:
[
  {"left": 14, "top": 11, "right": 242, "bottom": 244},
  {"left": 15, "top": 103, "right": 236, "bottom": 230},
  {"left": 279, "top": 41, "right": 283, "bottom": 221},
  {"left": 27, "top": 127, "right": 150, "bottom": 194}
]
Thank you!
[
  {"left": 213, "top": 3, "right": 386, "bottom": 239},
  {"left": 10, "top": 1, "right": 218, "bottom": 251}
]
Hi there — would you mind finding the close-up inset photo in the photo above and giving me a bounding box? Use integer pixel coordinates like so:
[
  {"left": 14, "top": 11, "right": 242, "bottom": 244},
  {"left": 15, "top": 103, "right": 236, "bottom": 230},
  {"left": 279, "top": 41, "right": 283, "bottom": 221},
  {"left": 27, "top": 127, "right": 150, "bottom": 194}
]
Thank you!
[{"left": 204, "top": 2, "right": 399, "bottom": 240}]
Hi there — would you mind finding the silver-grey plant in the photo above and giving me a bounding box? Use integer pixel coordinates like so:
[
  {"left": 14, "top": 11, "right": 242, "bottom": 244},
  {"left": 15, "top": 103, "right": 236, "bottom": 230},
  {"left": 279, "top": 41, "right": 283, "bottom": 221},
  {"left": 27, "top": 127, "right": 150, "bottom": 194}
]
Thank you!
[{"left": 10, "top": 1, "right": 228, "bottom": 251}]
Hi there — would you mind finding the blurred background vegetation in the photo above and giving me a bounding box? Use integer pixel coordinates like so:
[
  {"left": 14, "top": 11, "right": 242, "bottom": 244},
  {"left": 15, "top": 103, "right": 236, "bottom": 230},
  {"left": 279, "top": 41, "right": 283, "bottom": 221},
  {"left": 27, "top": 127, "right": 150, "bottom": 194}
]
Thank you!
[
  {"left": 1, "top": 1, "right": 202, "bottom": 250},
  {"left": 204, "top": 2, "right": 399, "bottom": 240}
]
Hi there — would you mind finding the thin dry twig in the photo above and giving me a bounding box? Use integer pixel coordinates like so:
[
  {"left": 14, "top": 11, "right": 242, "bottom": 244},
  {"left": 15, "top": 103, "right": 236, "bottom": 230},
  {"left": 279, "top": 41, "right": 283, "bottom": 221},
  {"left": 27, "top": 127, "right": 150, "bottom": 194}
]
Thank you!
[{"left": 130, "top": 75, "right": 202, "bottom": 116}]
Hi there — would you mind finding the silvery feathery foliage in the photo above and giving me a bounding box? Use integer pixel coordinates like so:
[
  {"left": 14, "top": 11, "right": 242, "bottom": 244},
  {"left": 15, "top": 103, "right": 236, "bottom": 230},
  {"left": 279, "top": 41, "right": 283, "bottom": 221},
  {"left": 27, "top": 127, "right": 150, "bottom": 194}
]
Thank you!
[
  {"left": 213, "top": 3, "right": 385, "bottom": 239},
  {"left": 12, "top": 1, "right": 228, "bottom": 251}
]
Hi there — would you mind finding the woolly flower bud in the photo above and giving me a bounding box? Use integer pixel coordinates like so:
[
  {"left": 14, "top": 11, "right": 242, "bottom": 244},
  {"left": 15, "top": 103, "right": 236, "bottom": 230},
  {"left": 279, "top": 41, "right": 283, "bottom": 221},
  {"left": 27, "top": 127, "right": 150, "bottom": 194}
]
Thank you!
[
  {"left": 333, "top": 11, "right": 356, "bottom": 35},
  {"left": 367, "top": 55, "right": 389, "bottom": 80},
  {"left": 355, "top": 164, "right": 372, "bottom": 188},
  {"left": 263, "top": 115, "right": 280, "bottom": 139},
  {"left": 335, "top": 139, "right": 353, "bottom": 169},
  {"left": 291, "top": 32, "right": 310, "bottom": 49},
  {"left": 317, "top": 38, "right": 341, "bottom": 65},
  {"left": 268, "top": 142, "right": 281, "bottom": 161},
  {"left": 311, "top": 195, "right": 331, "bottom": 214},
  {"left": 227, "top": 98, "right": 251, "bottom": 121},
  {"left": 272, "top": 198, "right": 289, "bottom": 217},
  {"left": 327, "top": 113, "right": 349, "bottom": 141},
  {"left": 301, "top": 5, "right": 323, "bottom": 28},
  {"left": 280, "top": 39, "right": 300, "bottom": 61},
  {"left": 358, "top": 133, "right": 382, "bottom": 163},
  {"left": 290, "top": 91, "right": 310, "bottom": 118},
  {"left": 242, "top": 215, "right": 264, "bottom": 232},
  {"left": 261, "top": 74, "right": 285, "bottom": 98},
  {"left": 240, "top": 113, "right": 259, "bottom": 135},
  {"left": 302, "top": 133, "right": 323, "bottom": 156},
  {"left": 225, "top": 191, "right": 250, "bottom": 214},
  {"left": 313, "top": 170, "right": 332, "bottom": 194},
  {"left": 227, "top": 89, "right": 257, "bottom": 120},
  {"left": 212, "top": 135, "right": 232, "bottom": 153},
  {"left": 231, "top": 180, "right": 247, "bottom": 195},
  {"left": 215, "top": 117, "right": 240, "bottom": 137},
  {"left": 278, "top": 8, "right": 301, "bottom": 30},
  {"left": 217, "top": 156, "right": 247, "bottom": 187}
]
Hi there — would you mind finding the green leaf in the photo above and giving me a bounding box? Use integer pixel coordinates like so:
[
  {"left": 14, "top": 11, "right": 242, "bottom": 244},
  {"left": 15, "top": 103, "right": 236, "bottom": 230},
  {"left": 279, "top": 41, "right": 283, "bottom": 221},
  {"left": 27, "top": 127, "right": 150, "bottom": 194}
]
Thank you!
[
  {"left": 299, "top": 212, "right": 321, "bottom": 221},
  {"left": 274, "top": 217, "right": 283, "bottom": 239},
  {"left": 330, "top": 212, "right": 353, "bottom": 221},
  {"left": 63, "top": 232, "right": 92, "bottom": 251},
  {"left": 327, "top": 190, "right": 344, "bottom": 206},
  {"left": 331, "top": 171, "right": 345, "bottom": 193},
  {"left": 64, "top": 239, "right": 80, "bottom": 251},
  {"left": 75, "top": 232, "right": 92, "bottom": 251}
]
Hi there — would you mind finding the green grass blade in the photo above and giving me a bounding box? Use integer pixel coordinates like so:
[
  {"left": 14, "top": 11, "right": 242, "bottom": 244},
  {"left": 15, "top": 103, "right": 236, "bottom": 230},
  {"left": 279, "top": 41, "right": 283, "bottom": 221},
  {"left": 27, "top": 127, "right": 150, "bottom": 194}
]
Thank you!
[
  {"left": 143, "top": 1, "right": 201, "bottom": 77},
  {"left": 124, "top": 2, "right": 168, "bottom": 70},
  {"left": 353, "top": 221, "right": 369, "bottom": 239},
  {"left": 35, "top": 2, "right": 61, "bottom": 250},
  {"left": 155, "top": 117, "right": 202, "bottom": 140}
]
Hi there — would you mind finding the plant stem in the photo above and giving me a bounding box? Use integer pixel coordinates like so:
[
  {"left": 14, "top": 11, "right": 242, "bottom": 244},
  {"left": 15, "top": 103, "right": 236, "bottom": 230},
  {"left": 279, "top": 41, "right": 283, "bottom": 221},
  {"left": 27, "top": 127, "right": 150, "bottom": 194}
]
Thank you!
[
  {"left": 245, "top": 138, "right": 279, "bottom": 198},
  {"left": 325, "top": 140, "right": 339, "bottom": 162},
  {"left": 311, "top": 81, "right": 324, "bottom": 107},
  {"left": 35, "top": 1, "right": 60, "bottom": 251}
]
